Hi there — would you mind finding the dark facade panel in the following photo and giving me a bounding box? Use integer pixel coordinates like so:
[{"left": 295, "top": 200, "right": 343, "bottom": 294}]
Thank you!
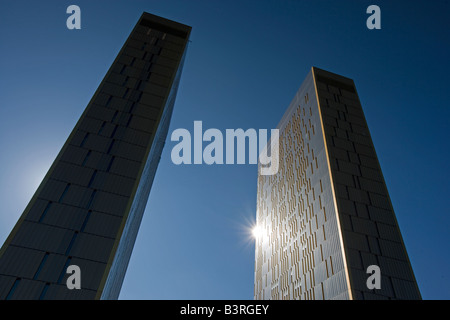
[{"left": 313, "top": 67, "right": 421, "bottom": 300}]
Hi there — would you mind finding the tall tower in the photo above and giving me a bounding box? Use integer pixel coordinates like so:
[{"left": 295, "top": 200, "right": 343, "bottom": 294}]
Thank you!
[
  {"left": 0, "top": 12, "right": 191, "bottom": 300},
  {"left": 254, "top": 67, "right": 421, "bottom": 300}
]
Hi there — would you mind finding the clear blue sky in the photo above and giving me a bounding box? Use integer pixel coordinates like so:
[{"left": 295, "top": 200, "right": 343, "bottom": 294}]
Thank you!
[{"left": 0, "top": 0, "right": 449, "bottom": 299}]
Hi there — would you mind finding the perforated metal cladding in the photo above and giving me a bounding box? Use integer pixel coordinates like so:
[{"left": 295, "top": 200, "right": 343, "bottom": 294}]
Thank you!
[{"left": 255, "top": 70, "right": 350, "bottom": 300}]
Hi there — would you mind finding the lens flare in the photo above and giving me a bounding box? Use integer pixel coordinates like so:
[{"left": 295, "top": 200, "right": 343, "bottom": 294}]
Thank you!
[{"left": 252, "top": 226, "right": 262, "bottom": 239}]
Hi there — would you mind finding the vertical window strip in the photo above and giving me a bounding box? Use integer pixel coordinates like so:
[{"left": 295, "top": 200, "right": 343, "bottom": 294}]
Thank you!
[
  {"left": 107, "top": 140, "right": 115, "bottom": 154},
  {"left": 80, "top": 132, "right": 89, "bottom": 147},
  {"left": 57, "top": 257, "right": 72, "bottom": 284},
  {"left": 38, "top": 283, "right": 50, "bottom": 300},
  {"left": 105, "top": 95, "right": 112, "bottom": 107},
  {"left": 80, "top": 210, "right": 92, "bottom": 232},
  {"left": 86, "top": 190, "right": 97, "bottom": 209},
  {"left": 126, "top": 115, "right": 133, "bottom": 127},
  {"left": 123, "top": 88, "right": 129, "bottom": 99},
  {"left": 58, "top": 184, "right": 70, "bottom": 203},
  {"left": 33, "top": 253, "right": 49, "bottom": 280},
  {"left": 111, "top": 110, "right": 119, "bottom": 123},
  {"left": 106, "top": 157, "right": 115, "bottom": 172},
  {"left": 88, "top": 170, "right": 97, "bottom": 188},
  {"left": 129, "top": 102, "right": 136, "bottom": 114},
  {"left": 38, "top": 202, "right": 52, "bottom": 223},
  {"left": 110, "top": 125, "right": 118, "bottom": 138},
  {"left": 65, "top": 232, "right": 78, "bottom": 256},
  {"left": 82, "top": 150, "right": 92, "bottom": 166},
  {"left": 98, "top": 121, "right": 106, "bottom": 135},
  {"left": 5, "top": 278, "right": 21, "bottom": 300}
]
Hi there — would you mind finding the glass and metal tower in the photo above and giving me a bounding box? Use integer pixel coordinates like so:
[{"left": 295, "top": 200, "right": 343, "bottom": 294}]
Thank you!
[
  {"left": 254, "top": 67, "right": 421, "bottom": 300},
  {"left": 0, "top": 12, "right": 191, "bottom": 300}
]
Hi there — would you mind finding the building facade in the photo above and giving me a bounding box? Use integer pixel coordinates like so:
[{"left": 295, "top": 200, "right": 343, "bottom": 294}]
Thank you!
[
  {"left": 0, "top": 12, "right": 191, "bottom": 300},
  {"left": 254, "top": 67, "right": 421, "bottom": 300}
]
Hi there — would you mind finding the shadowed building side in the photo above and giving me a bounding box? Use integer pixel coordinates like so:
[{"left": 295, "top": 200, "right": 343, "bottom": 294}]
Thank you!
[
  {"left": 313, "top": 67, "right": 421, "bottom": 300},
  {"left": 0, "top": 12, "right": 191, "bottom": 300}
]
